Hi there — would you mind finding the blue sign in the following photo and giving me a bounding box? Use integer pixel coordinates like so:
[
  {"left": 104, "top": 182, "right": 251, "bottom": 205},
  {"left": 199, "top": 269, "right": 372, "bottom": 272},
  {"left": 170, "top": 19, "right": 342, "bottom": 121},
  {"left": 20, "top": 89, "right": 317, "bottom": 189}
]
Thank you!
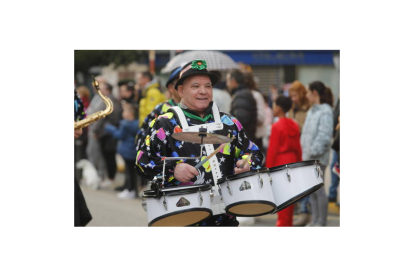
[{"left": 220, "top": 50, "right": 337, "bottom": 66}]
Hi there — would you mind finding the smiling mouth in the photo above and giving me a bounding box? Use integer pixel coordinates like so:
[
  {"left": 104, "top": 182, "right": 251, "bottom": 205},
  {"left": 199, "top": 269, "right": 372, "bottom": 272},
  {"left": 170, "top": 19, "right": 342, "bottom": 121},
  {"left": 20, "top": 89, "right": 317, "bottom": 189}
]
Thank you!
[{"left": 196, "top": 98, "right": 208, "bottom": 100}]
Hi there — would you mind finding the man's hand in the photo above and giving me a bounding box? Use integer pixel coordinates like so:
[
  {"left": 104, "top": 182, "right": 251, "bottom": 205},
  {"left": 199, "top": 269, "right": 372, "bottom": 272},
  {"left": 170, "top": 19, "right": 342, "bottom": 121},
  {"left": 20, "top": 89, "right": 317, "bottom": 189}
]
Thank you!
[
  {"left": 234, "top": 159, "right": 250, "bottom": 174},
  {"left": 174, "top": 163, "right": 199, "bottom": 183},
  {"left": 75, "top": 128, "right": 83, "bottom": 139}
]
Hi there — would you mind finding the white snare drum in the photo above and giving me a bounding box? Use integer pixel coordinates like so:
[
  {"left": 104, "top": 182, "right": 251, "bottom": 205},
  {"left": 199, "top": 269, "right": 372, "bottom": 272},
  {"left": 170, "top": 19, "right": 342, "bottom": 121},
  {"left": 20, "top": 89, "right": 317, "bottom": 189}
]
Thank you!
[
  {"left": 209, "top": 186, "right": 226, "bottom": 216},
  {"left": 217, "top": 170, "right": 276, "bottom": 217},
  {"left": 142, "top": 184, "right": 212, "bottom": 227},
  {"left": 267, "top": 160, "right": 324, "bottom": 212}
]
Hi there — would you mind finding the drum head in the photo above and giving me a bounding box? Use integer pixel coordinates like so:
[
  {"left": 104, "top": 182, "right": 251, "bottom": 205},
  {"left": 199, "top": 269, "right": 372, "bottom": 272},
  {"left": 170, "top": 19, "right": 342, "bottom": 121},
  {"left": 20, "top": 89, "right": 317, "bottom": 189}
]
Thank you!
[
  {"left": 149, "top": 208, "right": 212, "bottom": 227},
  {"left": 217, "top": 170, "right": 262, "bottom": 184},
  {"left": 143, "top": 183, "right": 211, "bottom": 198},
  {"left": 225, "top": 200, "right": 276, "bottom": 217}
]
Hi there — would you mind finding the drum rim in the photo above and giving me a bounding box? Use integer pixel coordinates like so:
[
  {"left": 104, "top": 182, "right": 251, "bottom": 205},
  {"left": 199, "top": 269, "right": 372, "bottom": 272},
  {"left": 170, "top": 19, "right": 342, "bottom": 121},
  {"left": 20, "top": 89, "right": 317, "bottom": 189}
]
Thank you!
[
  {"left": 148, "top": 208, "right": 213, "bottom": 227},
  {"left": 267, "top": 160, "right": 320, "bottom": 172},
  {"left": 143, "top": 183, "right": 211, "bottom": 198},
  {"left": 217, "top": 168, "right": 268, "bottom": 183},
  {"left": 225, "top": 200, "right": 277, "bottom": 217},
  {"left": 273, "top": 182, "right": 324, "bottom": 213}
]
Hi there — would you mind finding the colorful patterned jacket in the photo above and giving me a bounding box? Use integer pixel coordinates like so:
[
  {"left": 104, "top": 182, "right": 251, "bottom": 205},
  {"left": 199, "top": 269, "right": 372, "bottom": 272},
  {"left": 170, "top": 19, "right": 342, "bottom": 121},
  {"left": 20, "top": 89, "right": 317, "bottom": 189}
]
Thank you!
[
  {"left": 135, "top": 99, "right": 177, "bottom": 151},
  {"left": 135, "top": 102, "right": 264, "bottom": 186}
]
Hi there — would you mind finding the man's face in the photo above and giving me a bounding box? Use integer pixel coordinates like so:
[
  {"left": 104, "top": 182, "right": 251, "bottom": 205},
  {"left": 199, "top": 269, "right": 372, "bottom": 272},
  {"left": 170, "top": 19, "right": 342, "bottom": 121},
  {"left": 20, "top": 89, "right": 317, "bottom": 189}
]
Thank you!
[
  {"left": 178, "top": 75, "right": 213, "bottom": 114},
  {"left": 100, "top": 84, "right": 109, "bottom": 95},
  {"left": 226, "top": 73, "right": 237, "bottom": 91},
  {"left": 136, "top": 73, "right": 149, "bottom": 88},
  {"left": 119, "top": 85, "right": 128, "bottom": 99},
  {"left": 167, "top": 78, "right": 181, "bottom": 102}
]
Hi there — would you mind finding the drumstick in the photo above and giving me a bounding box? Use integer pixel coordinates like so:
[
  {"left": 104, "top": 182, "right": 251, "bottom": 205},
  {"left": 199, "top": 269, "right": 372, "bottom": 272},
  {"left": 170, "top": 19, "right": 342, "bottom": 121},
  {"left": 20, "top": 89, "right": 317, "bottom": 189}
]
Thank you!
[
  {"left": 239, "top": 153, "right": 252, "bottom": 169},
  {"left": 194, "top": 142, "right": 227, "bottom": 170}
]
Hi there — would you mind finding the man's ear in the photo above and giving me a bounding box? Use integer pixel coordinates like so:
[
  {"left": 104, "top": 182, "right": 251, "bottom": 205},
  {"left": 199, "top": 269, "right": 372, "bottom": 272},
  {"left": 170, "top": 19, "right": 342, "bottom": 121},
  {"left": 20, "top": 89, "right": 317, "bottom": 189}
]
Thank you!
[{"left": 178, "top": 85, "right": 184, "bottom": 98}]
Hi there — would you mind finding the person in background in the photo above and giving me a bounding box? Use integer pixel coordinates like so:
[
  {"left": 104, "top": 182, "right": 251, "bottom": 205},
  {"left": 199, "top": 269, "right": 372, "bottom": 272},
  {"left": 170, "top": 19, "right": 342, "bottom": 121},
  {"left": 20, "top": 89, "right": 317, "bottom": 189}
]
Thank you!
[
  {"left": 243, "top": 71, "right": 267, "bottom": 151},
  {"left": 105, "top": 103, "right": 139, "bottom": 199},
  {"left": 86, "top": 78, "right": 108, "bottom": 184},
  {"left": 211, "top": 70, "right": 232, "bottom": 113},
  {"left": 266, "top": 96, "right": 302, "bottom": 226},
  {"left": 226, "top": 69, "right": 258, "bottom": 145},
  {"left": 300, "top": 81, "right": 334, "bottom": 227},
  {"left": 287, "top": 81, "right": 312, "bottom": 226},
  {"left": 269, "top": 84, "right": 279, "bottom": 108},
  {"left": 136, "top": 71, "right": 166, "bottom": 127},
  {"left": 287, "top": 80, "right": 310, "bottom": 133},
  {"left": 89, "top": 83, "right": 123, "bottom": 188},
  {"left": 119, "top": 81, "right": 136, "bottom": 105},
  {"left": 76, "top": 85, "right": 91, "bottom": 109}
]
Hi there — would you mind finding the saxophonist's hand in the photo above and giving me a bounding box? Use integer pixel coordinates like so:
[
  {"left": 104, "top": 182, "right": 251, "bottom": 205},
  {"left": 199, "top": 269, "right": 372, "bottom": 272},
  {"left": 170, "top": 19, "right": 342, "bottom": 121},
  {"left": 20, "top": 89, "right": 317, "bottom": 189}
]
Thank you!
[{"left": 75, "top": 123, "right": 83, "bottom": 139}]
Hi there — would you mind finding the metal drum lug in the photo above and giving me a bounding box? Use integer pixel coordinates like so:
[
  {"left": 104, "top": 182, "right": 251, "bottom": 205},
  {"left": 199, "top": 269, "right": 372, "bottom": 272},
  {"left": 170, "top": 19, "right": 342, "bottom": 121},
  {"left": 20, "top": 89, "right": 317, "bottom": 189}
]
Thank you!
[
  {"left": 141, "top": 200, "right": 147, "bottom": 212},
  {"left": 163, "top": 193, "right": 167, "bottom": 211},
  {"left": 286, "top": 165, "right": 291, "bottom": 182},
  {"left": 199, "top": 189, "right": 203, "bottom": 206},
  {"left": 258, "top": 175, "right": 264, "bottom": 188}
]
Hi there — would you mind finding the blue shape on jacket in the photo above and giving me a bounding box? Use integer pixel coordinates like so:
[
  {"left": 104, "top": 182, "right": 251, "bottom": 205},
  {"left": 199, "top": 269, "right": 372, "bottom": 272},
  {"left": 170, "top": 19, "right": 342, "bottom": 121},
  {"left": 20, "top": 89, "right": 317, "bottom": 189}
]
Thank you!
[{"left": 105, "top": 119, "right": 139, "bottom": 161}]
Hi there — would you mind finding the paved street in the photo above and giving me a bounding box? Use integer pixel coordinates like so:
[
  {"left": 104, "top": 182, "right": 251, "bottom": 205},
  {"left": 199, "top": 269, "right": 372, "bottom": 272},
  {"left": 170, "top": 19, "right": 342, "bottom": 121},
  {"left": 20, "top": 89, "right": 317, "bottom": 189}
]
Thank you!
[{"left": 81, "top": 164, "right": 339, "bottom": 227}]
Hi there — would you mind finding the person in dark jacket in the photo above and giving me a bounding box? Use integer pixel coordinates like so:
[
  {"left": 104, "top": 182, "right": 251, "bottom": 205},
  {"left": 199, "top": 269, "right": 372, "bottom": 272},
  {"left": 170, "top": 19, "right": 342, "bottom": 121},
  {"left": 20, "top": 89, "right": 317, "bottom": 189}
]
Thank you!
[
  {"left": 75, "top": 90, "right": 92, "bottom": 226},
  {"left": 105, "top": 103, "right": 139, "bottom": 199},
  {"left": 226, "top": 69, "right": 258, "bottom": 144}
]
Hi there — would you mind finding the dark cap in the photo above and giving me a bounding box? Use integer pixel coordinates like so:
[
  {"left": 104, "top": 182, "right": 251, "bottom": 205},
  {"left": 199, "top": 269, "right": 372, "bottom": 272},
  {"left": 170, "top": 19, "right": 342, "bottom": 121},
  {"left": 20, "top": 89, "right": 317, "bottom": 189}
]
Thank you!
[
  {"left": 165, "top": 67, "right": 182, "bottom": 88},
  {"left": 174, "top": 60, "right": 219, "bottom": 90}
]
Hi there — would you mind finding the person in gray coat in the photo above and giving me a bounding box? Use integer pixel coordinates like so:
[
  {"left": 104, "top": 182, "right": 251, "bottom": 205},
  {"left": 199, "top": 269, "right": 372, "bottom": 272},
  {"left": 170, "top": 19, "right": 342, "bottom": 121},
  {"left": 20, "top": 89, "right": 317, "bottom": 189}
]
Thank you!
[{"left": 300, "top": 81, "right": 334, "bottom": 226}]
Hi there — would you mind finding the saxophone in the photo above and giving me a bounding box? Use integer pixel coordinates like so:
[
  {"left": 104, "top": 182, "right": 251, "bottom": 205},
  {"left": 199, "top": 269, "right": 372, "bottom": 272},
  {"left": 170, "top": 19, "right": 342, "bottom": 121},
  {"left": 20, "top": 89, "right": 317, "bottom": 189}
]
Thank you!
[{"left": 74, "top": 76, "right": 114, "bottom": 130}]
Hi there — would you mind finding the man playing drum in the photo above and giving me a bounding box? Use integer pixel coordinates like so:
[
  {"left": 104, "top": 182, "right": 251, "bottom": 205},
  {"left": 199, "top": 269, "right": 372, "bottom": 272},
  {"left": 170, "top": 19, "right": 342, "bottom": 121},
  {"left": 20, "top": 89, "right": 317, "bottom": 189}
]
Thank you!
[{"left": 135, "top": 60, "right": 264, "bottom": 226}]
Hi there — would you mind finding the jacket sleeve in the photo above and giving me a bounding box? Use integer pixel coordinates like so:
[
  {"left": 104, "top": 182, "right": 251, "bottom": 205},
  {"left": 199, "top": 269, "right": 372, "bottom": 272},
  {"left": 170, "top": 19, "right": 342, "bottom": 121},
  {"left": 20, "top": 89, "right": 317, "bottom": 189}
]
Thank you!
[
  {"left": 136, "top": 104, "right": 162, "bottom": 150},
  {"left": 107, "top": 122, "right": 128, "bottom": 141},
  {"left": 232, "top": 117, "right": 264, "bottom": 169},
  {"left": 309, "top": 112, "right": 333, "bottom": 157},
  {"left": 134, "top": 118, "right": 177, "bottom": 183},
  {"left": 265, "top": 124, "right": 279, "bottom": 168}
]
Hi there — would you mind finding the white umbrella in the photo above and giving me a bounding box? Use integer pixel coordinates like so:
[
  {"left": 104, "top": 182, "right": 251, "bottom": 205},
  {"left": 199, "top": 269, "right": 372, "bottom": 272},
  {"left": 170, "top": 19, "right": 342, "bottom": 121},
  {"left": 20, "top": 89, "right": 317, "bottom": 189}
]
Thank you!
[{"left": 161, "top": 50, "right": 240, "bottom": 73}]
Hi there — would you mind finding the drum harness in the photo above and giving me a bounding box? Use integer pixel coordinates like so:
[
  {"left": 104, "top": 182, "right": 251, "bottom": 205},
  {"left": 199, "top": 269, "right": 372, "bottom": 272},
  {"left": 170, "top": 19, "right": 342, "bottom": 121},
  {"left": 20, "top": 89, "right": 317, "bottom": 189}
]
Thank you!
[
  {"left": 169, "top": 102, "right": 224, "bottom": 184},
  {"left": 168, "top": 103, "right": 227, "bottom": 211}
]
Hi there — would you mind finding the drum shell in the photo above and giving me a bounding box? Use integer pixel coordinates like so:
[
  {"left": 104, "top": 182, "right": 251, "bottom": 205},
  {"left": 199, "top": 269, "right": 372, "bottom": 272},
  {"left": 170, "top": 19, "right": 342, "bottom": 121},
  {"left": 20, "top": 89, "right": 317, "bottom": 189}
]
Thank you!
[
  {"left": 219, "top": 172, "right": 276, "bottom": 216},
  {"left": 143, "top": 186, "right": 212, "bottom": 226},
  {"left": 210, "top": 187, "right": 226, "bottom": 216},
  {"left": 268, "top": 161, "right": 324, "bottom": 212}
]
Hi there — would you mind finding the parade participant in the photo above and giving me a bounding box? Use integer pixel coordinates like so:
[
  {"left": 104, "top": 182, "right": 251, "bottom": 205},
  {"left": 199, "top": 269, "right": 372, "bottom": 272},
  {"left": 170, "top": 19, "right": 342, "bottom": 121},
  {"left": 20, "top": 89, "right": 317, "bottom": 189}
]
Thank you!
[
  {"left": 135, "top": 60, "right": 264, "bottom": 226},
  {"left": 134, "top": 67, "right": 183, "bottom": 194},
  {"left": 74, "top": 90, "right": 92, "bottom": 226},
  {"left": 136, "top": 71, "right": 166, "bottom": 127}
]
